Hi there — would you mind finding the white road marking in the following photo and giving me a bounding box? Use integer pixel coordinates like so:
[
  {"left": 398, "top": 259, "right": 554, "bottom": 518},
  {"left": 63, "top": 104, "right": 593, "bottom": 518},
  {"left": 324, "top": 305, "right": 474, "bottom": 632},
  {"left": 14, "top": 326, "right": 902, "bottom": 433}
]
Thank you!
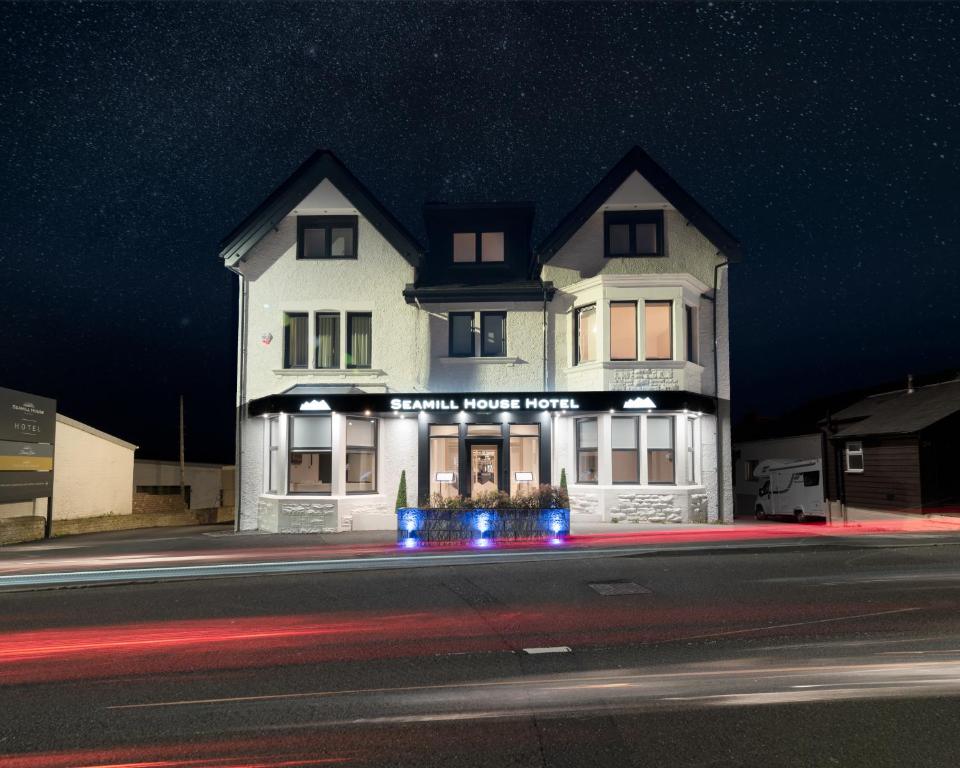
[{"left": 522, "top": 646, "right": 572, "bottom": 655}]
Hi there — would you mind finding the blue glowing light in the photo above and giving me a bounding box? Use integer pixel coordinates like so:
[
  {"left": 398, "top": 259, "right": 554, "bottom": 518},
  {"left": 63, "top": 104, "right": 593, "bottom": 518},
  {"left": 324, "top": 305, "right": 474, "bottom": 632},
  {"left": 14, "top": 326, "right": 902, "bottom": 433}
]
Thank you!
[
  {"left": 403, "top": 537, "right": 418, "bottom": 549},
  {"left": 474, "top": 511, "right": 491, "bottom": 534},
  {"left": 474, "top": 538, "right": 492, "bottom": 548}
]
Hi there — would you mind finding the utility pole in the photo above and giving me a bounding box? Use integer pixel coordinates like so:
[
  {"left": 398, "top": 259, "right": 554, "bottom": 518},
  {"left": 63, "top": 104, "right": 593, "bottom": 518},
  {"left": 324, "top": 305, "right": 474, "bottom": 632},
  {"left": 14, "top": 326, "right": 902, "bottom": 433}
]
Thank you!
[{"left": 179, "top": 394, "right": 186, "bottom": 508}]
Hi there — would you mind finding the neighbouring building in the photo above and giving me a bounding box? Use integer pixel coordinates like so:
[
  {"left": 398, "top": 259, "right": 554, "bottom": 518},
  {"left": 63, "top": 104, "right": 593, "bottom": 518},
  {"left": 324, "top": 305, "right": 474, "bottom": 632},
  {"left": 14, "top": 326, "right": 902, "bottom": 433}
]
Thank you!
[
  {"left": 824, "top": 378, "right": 960, "bottom": 520},
  {"left": 222, "top": 147, "right": 739, "bottom": 533},
  {"left": 133, "top": 459, "right": 235, "bottom": 524},
  {"left": 0, "top": 411, "right": 137, "bottom": 544}
]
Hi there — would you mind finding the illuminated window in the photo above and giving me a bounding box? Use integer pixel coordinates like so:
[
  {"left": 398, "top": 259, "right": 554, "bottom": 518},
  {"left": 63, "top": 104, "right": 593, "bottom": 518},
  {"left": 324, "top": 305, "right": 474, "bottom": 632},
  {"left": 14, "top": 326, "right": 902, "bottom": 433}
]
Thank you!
[
  {"left": 604, "top": 211, "right": 664, "bottom": 257},
  {"left": 576, "top": 418, "right": 598, "bottom": 484},
  {"left": 510, "top": 424, "right": 540, "bottom": 496},
  {"left": 453, "top": 232, "right": 476, "bottom": 263},
  {"left": 481, "top": 232, "right": 504, "bottom": 262},
  {"left": 845, "top": 441, "right": 864, "bottom": 473},
  {"left": 611, "top": 417, "right": 639, "bottom": 483},
  {"left": 297, "top": 216, "right": 357, "bottom": 259},
  {"left": 429, "top": 424, "right": 460, "bottom": 499},
  {"left": 346, "top": 418, "right": 377, "bottom": 494},
  {"left": 288, "top": 416, "right": 331, "bottom": 494},
  {"left": 452, "top": 231, "right": 505, "bottom": 263},
  {"left": 645, "top": 301, "right": 672, "bottom": 360},
  {"left": 575, "top": 304, "right": 598, "bottom": 364},
  {"left": 610, "top": 301, "right": 637, "bottom": 361},
  {"left": 283, "top": 313, "right": 308, "bottom": 369},
  {"left": 647, "top": 416, "right": 675, "bottom": 484}
]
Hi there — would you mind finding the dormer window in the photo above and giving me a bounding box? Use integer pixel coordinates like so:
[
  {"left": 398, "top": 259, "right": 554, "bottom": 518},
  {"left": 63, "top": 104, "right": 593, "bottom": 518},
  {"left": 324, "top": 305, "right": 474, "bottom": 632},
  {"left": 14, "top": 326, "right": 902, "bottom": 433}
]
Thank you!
[
  {"left": 604, "top": 210, "right": 664, "bottom": 258},
  {"left": 452, "top": 231, "right": 505, "bottom": 263},
  {"left": 297, "top": 216, "right": 358, "bottom": 259}
]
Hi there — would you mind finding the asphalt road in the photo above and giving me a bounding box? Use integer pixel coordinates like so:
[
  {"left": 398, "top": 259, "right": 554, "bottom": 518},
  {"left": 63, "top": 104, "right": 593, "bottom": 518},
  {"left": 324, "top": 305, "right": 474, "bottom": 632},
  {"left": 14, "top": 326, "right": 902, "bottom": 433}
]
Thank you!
[{"left": 4, "top": 540, "right": 960, "bottom": 767}]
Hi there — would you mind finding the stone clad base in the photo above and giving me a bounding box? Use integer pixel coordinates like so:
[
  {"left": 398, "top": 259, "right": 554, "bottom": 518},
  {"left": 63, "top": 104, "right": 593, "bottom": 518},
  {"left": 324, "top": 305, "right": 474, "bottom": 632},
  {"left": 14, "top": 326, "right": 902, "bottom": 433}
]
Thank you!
[{"left": 569, "top": 486, "right": 710, "bottom": 524}]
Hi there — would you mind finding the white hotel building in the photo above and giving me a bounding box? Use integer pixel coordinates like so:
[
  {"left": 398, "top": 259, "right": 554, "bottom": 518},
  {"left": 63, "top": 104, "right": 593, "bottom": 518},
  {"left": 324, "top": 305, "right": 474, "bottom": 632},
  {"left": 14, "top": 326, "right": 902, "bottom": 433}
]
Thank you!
[{"left": 223, "top": 148, "right": 738, "bottom": 533}]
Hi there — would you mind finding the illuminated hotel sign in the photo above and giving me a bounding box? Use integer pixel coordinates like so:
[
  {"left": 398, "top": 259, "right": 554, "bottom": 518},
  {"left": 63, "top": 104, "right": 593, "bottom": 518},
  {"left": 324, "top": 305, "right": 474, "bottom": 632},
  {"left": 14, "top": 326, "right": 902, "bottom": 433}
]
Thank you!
[{"left": 389, "top": 396, "right": 581, "bottom": 412}]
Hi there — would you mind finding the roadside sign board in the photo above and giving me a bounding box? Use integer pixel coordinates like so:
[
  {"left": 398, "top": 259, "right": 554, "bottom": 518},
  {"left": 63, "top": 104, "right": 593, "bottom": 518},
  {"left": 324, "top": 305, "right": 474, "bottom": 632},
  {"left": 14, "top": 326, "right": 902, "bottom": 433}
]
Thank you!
[
  {"left": 0, "top": 471, "right": 54, "bottom": 503},
  {"left": 0, "top": 442, "right": 54, "bottom": 471},
  {"left": 0, "top": 387, "right": 56, "bottom": 444}
]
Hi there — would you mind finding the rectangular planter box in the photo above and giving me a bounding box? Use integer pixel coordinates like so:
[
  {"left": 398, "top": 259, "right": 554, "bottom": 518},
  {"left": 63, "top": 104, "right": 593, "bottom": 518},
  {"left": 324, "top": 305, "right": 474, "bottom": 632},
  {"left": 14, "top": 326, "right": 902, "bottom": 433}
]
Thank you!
[{"left": 397, "top": 507, "right": 570, "bottom": 544}]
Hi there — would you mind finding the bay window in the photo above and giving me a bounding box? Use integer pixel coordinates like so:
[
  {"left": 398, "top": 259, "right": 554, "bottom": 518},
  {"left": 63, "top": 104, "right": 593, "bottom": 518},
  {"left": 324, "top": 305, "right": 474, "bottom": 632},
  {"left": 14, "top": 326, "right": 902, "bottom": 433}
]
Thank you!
[
  {"left": 575, "top": 304, "right": 598, "bottom": 364},
  {"left": 611, "top": 417, "right": 639, "bottom": 483},
  {"left": 576, "top": 417, "right": 598, "bottom": 483},
  {"left": 644, "top": 301, "right": 672, "bottom": 360},
  {"left": 610, "top": 301, "right": 638, "bottom": 361},
  {"left": 266, "top": 417, "right": 281, "bottom": 493},
  {"left": 288, "top": 415, "right": 332, "bottom": 494},
  {"left": 685, "top": 417, "right": 696, "bottom": 484},
  {"left": 647, "top": 416, "right": 675, "bottom": 484},
  {"left": 346, "top": 418, "right": 377, "bottom": 493}
]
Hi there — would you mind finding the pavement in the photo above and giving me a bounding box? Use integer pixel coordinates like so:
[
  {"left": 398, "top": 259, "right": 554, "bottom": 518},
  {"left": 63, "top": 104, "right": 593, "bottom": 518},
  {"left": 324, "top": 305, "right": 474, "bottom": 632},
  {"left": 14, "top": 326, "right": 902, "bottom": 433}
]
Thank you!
[
  {"left": 4, "top": 534, "right": 960, "bottom": 766},
  {"left": 3, "top": 516, "right": 960, "bottom": 590}
]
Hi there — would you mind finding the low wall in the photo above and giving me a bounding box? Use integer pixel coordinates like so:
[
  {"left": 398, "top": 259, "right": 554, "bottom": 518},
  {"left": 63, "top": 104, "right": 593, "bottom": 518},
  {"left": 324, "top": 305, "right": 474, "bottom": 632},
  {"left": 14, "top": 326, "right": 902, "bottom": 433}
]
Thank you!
[
  {"left": 398, "top": 507, "right": 570, "bottom": 544},
  {"left": 50, "top": 507, "right": 234, "bottom": 537},
  {"left": 0, "top": 516, "right": 45, "bottom": 546}
]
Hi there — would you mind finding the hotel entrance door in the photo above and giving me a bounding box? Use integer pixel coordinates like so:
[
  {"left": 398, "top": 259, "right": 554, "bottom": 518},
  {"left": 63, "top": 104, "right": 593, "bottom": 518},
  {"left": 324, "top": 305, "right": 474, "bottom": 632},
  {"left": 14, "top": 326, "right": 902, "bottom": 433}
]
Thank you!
[{"left": 469, "top": 443, "right": 500, "bottom": 496}]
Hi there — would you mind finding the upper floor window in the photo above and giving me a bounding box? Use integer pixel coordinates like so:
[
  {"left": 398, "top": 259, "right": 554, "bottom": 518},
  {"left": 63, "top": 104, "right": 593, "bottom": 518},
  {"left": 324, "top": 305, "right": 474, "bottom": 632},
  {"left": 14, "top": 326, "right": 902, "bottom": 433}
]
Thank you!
[
  {"left": 297, "top": 216, "right": 357, "bottom": 260},
  {"left": 449, "top": 312, "right": 475, "bottom": 357},
  {"left": 283, "top": 312, "right": 308, "bottom": 369},
  {"left": 480, "top": 312, "right": 506, "bottom": 357},
  {"left": 645, "top": 301, "right": 673, "bottom": 361},
  {"left": 315, "top": 312, "right": 339, "bottom": 369},
  {"left": 575, "top": 304, "right": 598, "bottom": 364},
  {"left": 845, "top": 441, "right": 864, "bottom": 473},
  {"left": 604, "top": 211, "right": 664, "bottom": 258},
  {"left": 452, "top": 231, "right": 505, "bottom": 263},
  {"left": 610, "top": 301, "right": 638, "bottom": 361},
  {"left": 346, "top": 312, "right": 372, "bottom": 369},
  {"left": 447, "top": 312, "right": 507, "bottom": 357},
  {"left": 685, "top": 304, "right": 699, "bottom": 363}
]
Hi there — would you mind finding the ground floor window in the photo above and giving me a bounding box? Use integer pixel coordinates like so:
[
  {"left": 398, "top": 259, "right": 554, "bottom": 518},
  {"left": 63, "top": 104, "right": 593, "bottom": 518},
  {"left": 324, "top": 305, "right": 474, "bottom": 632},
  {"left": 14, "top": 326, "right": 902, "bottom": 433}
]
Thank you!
[
  {"left": 289, "top": 415, "right": 332, "bottom": 494},
  {"left": 267, "top": 416, "right": 281, "bottom": 493},
  {"left": 576, "top": 417, "right": 598, "bottom": 483},
  {"left": 611, "top": 416, "right": 640, "bottom": 483},
  {"left": 845, "top": 441, "right": 864, "bottom": 472},
  {"left": 686, "top": 417, "right": 696, "bottom": 484},
  {"left": 647, "top": 416, "right": 675, "bottom": 484},
  {"left": 346, "top": 417, "right": 377, "bottom": 493},
  {"left": 509, "top": 424, "right": 540, "bottom": 495},
  {"left": 429, "top": 425, "right": 459, "bottom": 500}
]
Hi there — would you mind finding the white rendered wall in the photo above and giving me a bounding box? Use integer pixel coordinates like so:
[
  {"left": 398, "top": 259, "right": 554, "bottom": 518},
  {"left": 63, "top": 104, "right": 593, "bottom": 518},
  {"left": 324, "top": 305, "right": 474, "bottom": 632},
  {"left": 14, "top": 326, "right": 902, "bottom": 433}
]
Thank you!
[
  {"left": 426, "top": 304, "right": 545, "bottom": 392},
  {"left": 238, "top": 195, "right": 424, "bottom": 402},
  {"left": 51, "top": 416, "right": 135, "bottom": 520}
]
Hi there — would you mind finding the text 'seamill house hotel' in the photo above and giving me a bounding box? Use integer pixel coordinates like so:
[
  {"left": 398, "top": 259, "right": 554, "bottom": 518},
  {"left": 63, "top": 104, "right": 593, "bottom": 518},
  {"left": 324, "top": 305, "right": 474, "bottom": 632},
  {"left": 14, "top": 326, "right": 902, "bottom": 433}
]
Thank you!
[{"left": 222, "top": 147, "right": 739, "bottom": 533}]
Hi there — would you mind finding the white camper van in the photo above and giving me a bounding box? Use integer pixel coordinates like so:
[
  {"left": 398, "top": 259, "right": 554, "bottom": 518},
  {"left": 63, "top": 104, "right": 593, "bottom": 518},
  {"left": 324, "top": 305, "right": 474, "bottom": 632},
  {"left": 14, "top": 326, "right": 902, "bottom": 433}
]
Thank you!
[{"left": 753, "top": 458, "right": 825, "bottom": 522}]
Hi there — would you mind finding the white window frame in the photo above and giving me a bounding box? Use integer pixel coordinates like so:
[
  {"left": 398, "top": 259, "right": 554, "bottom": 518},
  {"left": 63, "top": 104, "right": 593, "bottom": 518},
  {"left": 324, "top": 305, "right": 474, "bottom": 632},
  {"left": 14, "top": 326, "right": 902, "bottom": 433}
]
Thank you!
[{"left": 845, "top": 441, "right": 864, "bottom": 473}]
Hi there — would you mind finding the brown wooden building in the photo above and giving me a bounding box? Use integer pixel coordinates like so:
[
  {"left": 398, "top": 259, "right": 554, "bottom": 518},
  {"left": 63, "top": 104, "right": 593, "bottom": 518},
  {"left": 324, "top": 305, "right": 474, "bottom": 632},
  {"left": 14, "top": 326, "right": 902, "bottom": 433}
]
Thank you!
[{"left": 823, "top": 379, "right": 960, "bottom": 516}]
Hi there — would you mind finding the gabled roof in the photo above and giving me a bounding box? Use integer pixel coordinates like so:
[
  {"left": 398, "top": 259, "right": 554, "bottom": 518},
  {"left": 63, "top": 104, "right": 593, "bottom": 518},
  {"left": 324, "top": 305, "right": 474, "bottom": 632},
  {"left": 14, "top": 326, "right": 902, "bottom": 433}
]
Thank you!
[
  {"left": 830, "top": 379, "right": 960, "bottom": 438},
  {"left": 536, "top": 146, "right": 742, "bottom": 263},
  {"left": 219, "top": 150, "right": 423, "bottom": 266}
]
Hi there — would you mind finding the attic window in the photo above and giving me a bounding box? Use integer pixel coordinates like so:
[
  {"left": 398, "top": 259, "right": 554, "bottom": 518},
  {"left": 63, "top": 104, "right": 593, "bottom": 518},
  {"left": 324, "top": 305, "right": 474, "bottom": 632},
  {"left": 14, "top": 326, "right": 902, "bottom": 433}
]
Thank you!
[
  {"left": 297, "top": 216, "right": 357, "bottom": 259},
  {"left": 604, "top": 210, "right": 664, "bottom": 258},
  {"left": 452, "top": 231, "right": 505, "bottom": 263}
]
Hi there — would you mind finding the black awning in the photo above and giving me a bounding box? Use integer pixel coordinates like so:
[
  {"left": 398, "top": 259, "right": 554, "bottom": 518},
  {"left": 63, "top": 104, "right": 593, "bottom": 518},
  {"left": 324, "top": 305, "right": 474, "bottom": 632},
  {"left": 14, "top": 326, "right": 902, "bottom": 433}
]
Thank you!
[{"left": 248, "top": 390, "right": 718, "bottom": 417}]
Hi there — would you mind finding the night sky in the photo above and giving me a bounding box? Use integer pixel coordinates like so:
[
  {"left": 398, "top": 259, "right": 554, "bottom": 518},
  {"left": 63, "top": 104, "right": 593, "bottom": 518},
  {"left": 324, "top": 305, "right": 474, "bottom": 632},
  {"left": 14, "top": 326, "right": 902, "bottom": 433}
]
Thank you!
[{"left": 2, "top": 2, "right": 958, "bottom": 463}]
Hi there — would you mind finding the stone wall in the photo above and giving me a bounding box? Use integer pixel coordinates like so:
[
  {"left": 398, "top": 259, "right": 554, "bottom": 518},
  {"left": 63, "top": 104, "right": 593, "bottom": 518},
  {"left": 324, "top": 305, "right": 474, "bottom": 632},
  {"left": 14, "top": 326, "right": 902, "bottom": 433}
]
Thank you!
[
  {"left": 0, "top": 516, "right": 45, "bottom": 546},
  {"left": 257, "top": 496, "right": 340, "bottom": 533},
  {"left": 132, "top": 492, "right": 186, "bottom": 516},
  {"left": 569, "top": 486, "right": 711, "bottom": 524}
]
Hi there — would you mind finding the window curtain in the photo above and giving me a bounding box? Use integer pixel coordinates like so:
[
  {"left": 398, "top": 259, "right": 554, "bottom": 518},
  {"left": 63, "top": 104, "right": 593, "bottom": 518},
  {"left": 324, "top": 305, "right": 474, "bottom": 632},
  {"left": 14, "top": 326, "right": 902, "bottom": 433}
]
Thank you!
[
  {"left": 349, "top": 314, "right": 372, "bottom": 368},
  {"left": 285, "top": 314, "right": 308, "bottom": 368},
  {"left": 316, "top": 314, "right": 338, "bottom": 368}
]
